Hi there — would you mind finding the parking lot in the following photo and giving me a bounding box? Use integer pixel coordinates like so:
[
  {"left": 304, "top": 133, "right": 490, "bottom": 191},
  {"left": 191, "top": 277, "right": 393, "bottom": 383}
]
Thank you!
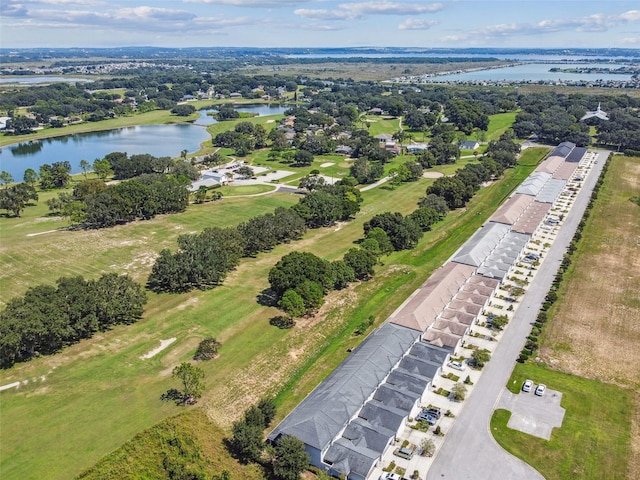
[{"left": 497, "top": 385, "right": 565, "bottom": 440}]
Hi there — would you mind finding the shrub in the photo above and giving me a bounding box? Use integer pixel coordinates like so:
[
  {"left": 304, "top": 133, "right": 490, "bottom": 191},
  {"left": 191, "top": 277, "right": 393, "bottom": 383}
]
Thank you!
[
  {"left": 269, "top": 316, "right": 295, "bottom": 329},
  {"left": 193, "top": 337, "right": 221, "bottom": 361}
]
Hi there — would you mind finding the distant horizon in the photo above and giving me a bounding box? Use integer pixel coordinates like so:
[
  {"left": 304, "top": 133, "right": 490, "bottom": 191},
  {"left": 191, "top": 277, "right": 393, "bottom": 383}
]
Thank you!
[
  {"left": 2, "top": 46, "right": 639, "bottom": 54},
  {"left": 2, "top": 1, "right": 639, "bottom": 50}
]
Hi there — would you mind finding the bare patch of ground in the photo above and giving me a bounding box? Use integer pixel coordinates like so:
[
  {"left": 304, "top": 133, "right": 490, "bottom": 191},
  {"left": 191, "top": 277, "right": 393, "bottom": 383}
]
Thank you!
[
  {"left": 140, "top": 338, "right": 177, "bottom": 360},
  {"left": 539, "top": 157, "right": 640, "bottom": 388},
  {"left": 319, "top": 162, "right": 335, "bottom": 168},
  {"left": 423, "top": 171, "right": 445, "bottom": 179},
  {"left": 539, "top": 156, "right": 640, "bottom": 479}
]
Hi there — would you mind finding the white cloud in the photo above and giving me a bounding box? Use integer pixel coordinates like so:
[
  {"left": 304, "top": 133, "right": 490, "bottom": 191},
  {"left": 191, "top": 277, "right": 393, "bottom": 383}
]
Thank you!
[
  {"left": 621, "top": 36, "right": 640, "bottom": 45},
  {"left": 1, "top": 2, "right": 261, "bottom": 34},
  {"left": 398, "top": 18, "right": 437, "bottom": 30},
  {"left": 295, "top": 1, "right": 443, "bottom": 21},
  {"left": 183, "top": 0, "right": 308, "bottom": 6},
  {"left": 444, "top": 9, "right": 640, "bottom": 43}
]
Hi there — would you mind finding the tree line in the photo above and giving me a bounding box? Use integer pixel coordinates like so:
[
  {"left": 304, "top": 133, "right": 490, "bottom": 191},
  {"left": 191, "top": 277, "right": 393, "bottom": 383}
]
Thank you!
[
  {"left": 47, "top": 174, "right": 190, "bottom": 228},
  {"left": 148, "top": 181, "right": 363, "bottom": 294},
  {"left": 0, "top": 273, "right": 147, "bottom": 368},
  {"left": 230, "top": 399, "right": 309, "bottom": 480},
  {"left": 265, "top": 131, "right": 522, "bottom": 321}
]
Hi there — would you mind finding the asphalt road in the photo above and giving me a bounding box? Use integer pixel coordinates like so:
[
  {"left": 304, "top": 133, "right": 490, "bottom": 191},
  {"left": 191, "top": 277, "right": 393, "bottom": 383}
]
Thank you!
[{"left": 425, "top": 151, "right": 609, "bottom": 480}]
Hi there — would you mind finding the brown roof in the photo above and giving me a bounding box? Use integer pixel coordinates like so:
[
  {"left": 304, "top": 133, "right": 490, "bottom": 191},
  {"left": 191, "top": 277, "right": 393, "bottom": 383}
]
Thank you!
[
  {"left": 512, "top": 201, "right": 551, "bottom": 235},
  {"left": 535, "top": 155, "right": 564, "bottom": 174},
  {"left": 552, "top": 161, "right": 578, "bottom": 180},
  {"left": 439, "top": 308, "right": 477, "bottom": 326},
  {"left": 389, "top": 263, "right": 475, "bottom": 332},
  {"left": 423, "top": 330, "right": 461, "bottom": 349},
  {"left": 454, "top": 291, "right": 489, "bottom": 305},
  {"left": 467, "top": 275, "right": 500, "bottom": 289},
  {"left": 462, "top": 284, "right": 494, "bottom": 297},
  {"left": 432, "top": 319, "right": 469, "bottom": 336},
  {"left": 447, "top": 300, "right": 482, "bottom": 315},
  {"left": 489, "top": 194, "right": 534, "bottom": 225}
]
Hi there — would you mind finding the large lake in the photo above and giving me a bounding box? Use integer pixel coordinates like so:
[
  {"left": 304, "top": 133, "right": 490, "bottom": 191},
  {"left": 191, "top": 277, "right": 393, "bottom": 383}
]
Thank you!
[
  {"left": 0, "top": 104, "right": 290, "bottom": 179},
  {"left": 422, "top": 63, "right": 633, "bottom": 83},
  {"left": 0, "top": 76, "right": 93, "bottom": 85},
  {"left": 195, "top": 104, "right": 290, "bottom": 125}
]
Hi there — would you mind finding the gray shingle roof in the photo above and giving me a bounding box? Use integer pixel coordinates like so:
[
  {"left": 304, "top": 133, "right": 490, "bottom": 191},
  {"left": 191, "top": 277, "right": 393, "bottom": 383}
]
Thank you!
[
  {"left": 566, "top": 146, "right": 587, "bottom": 163},
  {"left": 535, "top": 178, "right": 566, "bottom": 204},
  {"left": 267, "top": 323, "right": 418, "bottom": 449},
  {"left": 386, "top": 369, "right": 430, "bottom": 395},
  {"left": 359, "top": 400, "right": 406, "bottom": 432},
  {"left": 324, "top": 439, "right": 380, "bottom": 479},
  {"left": 451, "top": 222, "right": 511, "bottom": 267},
  {"left": 549, "top": 141, "right": 575, "bottom": 158},
  {"left": 477, "top": 231, "right": 531, "bottom": 280},
  {"left": 373, "top": 384, "right": 419, "bottom": 413},
  {"left": 515, "top": 172, "right": 552, "bottom": 196},
  {"left": 343, "top": 418, "right": 395, "bottom": 453}
]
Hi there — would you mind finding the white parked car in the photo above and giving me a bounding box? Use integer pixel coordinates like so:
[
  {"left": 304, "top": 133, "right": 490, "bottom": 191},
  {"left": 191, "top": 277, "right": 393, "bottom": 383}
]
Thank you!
[
  {"left": 535, "top": 384, "right": 547, "bottom": 396},
  {"left": 380, "top": 473, "right": 401, "bottom": 480},
  {"left": 522, "top": 379, "right": 533, "bottom": 393},
  {"left": 447, "top": 361, "right": 466, "bottom": 371}
]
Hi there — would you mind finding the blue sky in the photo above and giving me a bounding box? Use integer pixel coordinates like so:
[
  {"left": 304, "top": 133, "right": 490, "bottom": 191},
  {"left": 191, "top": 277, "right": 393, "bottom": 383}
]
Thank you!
[{"left": 1, "top": 0, "right": 639, "bottom": 49}]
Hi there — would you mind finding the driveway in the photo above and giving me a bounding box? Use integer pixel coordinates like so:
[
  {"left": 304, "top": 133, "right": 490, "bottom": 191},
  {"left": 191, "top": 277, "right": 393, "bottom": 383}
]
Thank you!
[{"left": 425, "top": 150, "right": 608, "bottom": 480}]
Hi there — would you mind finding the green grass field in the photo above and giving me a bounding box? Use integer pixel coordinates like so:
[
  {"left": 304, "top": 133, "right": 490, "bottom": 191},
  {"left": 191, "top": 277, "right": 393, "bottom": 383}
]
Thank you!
[
  {"left": 493, "top": 363, "right": 633, "bottom": 480},
  {"left": 0, "top": 114, "right": 541, "bottom": 479},
  {"left": 77, "top": 409, "right": 265, "bottom": 480},
  {"left": 487, "top": 111, "right": 518, "bottom": 141}
]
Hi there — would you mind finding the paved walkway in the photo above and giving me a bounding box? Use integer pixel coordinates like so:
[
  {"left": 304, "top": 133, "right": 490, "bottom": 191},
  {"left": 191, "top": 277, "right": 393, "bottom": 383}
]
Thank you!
[{"left": 426, "top": 150, "right": 608, "bottom": 480}]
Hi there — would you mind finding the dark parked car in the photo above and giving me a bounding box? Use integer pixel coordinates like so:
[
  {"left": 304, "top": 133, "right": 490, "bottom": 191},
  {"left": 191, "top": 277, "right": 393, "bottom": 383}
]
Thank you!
[{"left": 424, "top": 408, "right": 442, "bottom": 419}]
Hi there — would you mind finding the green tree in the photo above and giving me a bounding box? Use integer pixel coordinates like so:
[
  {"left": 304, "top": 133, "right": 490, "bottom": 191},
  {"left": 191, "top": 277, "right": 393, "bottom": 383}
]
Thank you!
[
  {"left": 365, "top": 227, "right": 394, "bottom": 256},
  {"left": 418, "top": 193, "right": 449, "bottom": 217},
  {"left": 93, "top": 158, "right": 113, "bottom": 181},
  {"left": 420, "top": 438, "right": 436, "bottom": 457},
  {"left": 489, "top": 314, "right": 509, "bottom": 330},
  {"left": 231, "top": 419, "right": 264, "bottom": 462},
  {"left": 273, "top": 435, "right": 310, "bottom": 480},
  {"left": 258, "top": 397, "right": 277, "bottom": 427},
  {"left": 0, "top": 171, "right": 14, "bottom": 188},
  {"left": 279, "top": 289, "right": 306, "bottom": 318},
  {"left": 193, "top": 337, "right": 221, "bottom": 361},
  {"left": 451, "top": 382, "right": 467, "bottom": 401},
  {"left": 343, "top": 248, "right": 376, "bottom": 280},
  {"left": 293, "top": 149, "right": 314, "bottom": 167},
  {"left": 23, "top": 168, "right": 38, "bottom": 187},
  {"left": 0, "top": 183, "right": 38, "bottom": 217},
  {"left": 172, "top": 362, "right": 205, "bottom": 401},
  {"left": 294, "top": 280, "right": 324, "bottom": 314},
  {"left": 194, "top": 185, "right": 208, "bottom": 204},
  {"left": 331, "top": 260, "right": 355, "bottom": 289},
  {"left": 79, "top": 159, "right": 91, "bottom": 179},
  {"left": 471, "top": 348, "right": 491, "bottom": 368},
  {"left": 171, "top": 104, "right": 196, "bottom": 116}
]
